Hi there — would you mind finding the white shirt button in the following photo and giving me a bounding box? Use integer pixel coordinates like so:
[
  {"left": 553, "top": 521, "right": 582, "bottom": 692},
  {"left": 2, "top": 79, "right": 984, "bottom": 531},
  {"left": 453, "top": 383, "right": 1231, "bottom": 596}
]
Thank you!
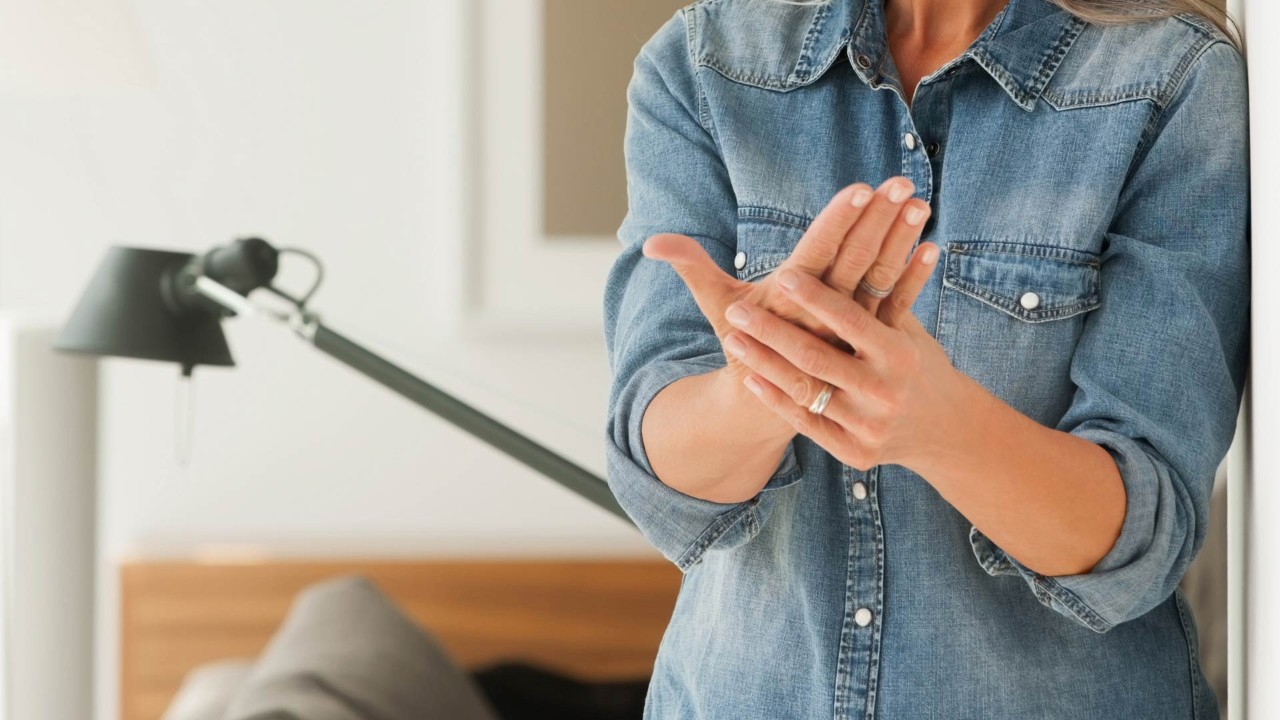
[
  {"left": 854, "top": 608, "right": 873, "bottom": 627},
  {"left": 734, "top": 251, "right": 747, "bottom": 270},
  {"left": 851, "top": 482, "right": 868, "bottom": 500},
  {"left": 904, "top": 132, "right": 917, "bottom": 150},
  {"left": 1019, "top": 292, "right": 1041, "bottom": 310}
]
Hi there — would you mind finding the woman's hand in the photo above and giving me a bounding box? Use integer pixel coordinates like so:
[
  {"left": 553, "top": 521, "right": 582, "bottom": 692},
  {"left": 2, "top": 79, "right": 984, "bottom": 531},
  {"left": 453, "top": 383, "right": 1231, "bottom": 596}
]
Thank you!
[
  {"left": 721, "top": 243, "right": 965, "bottom": 472},
  {"left": 642, "top": 177, "right": 930, "bottom": 388}
]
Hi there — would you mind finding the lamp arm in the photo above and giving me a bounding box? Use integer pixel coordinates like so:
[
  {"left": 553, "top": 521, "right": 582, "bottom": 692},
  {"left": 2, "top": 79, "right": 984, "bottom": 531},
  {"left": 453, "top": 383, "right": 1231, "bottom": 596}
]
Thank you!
[
  {"left": 297, "top": 317, "right": 630, "bottom": 522},
  {"left": 187, "top": 268, "right": 631, "bottom": 523}
]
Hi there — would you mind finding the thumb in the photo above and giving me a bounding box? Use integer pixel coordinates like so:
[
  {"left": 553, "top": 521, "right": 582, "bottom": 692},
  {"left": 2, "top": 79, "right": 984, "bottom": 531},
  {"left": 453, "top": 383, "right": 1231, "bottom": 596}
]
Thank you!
[{"left": 643, "top": 233, "right": 743, "bottom": 333}]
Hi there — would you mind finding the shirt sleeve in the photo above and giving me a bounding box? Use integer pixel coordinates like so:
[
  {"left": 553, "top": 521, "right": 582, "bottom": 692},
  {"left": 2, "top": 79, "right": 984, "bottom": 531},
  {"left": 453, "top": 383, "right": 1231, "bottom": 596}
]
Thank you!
[
  {"left": 969, "top": 39, "right": 1250, "bottom": 633},
  {"left": 603, "top": 9, "right": 803, "bottom": 571}
]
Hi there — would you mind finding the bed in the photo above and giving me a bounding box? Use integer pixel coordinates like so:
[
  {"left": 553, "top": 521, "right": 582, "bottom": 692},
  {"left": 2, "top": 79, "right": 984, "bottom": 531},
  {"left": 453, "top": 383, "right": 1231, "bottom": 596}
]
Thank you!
[{"left": 119, "top": 557, "right": 682, "bottom": 720}]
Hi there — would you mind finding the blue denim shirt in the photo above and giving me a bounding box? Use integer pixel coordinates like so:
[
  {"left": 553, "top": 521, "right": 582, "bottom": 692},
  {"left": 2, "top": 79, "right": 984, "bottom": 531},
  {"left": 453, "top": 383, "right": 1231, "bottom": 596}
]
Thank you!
[{"left": 602, "top": 0, "right": 1249, "bottom": 717}]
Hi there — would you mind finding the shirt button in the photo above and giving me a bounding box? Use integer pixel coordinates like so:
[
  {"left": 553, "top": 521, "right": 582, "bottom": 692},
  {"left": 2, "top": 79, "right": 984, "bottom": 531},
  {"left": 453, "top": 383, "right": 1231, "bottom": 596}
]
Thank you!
[
  {"left": 851, "top": 481, "right": 868, "bottom": 500},
  {"left": 854, "top": 608, "right": 873, "bottom": 627},
  {"left": 926, "top": 141, "right": 940, "bottom": 158},
  {"left": 1019, "top": 292, "right": 1041, "bottom": 310},
  {"left": 904, "top": 132, "right": 917, "bottom": 150},
  {"left": 856, "top": 53, "right": 872, "bottom": 69},
  {"left": 734, "top": 251, "right": 747, "bottom": 270}
]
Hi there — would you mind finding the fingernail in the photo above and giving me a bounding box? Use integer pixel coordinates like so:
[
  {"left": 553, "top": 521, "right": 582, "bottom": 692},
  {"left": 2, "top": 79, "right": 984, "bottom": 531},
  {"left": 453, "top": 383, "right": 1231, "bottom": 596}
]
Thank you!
[
  {"left": 724, "top": 334, "right": 747, "bottom": 358},
  {"left": 888, "top": 181, "right": 913, "bottom": 203},
  {"left": 922, "top": 245, "right": 939, "bottom": 265},
  {"left": 850, "top": 187, "right": 873, "bottom": 208},
  {"left": 743, "top": 375, "right": 763, "bottom": 396},
  {"left": 726, "top": 304, "right": 749, "bottom": 327},
  {"left": 904, "top": 206, "right": 926, "bottom": 226},
  {"left": 777, "top": 269, "right": 800, "bottom": 290}
]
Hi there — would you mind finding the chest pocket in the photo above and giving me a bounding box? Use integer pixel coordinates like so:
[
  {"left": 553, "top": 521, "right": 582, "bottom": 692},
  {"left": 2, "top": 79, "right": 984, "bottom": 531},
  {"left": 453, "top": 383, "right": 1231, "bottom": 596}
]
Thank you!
[
  {"left": 937, "top": 241, "right": 1101, "bottom": 424},
  {"left": 733, "top": 208, "right": 808, "bottom": 282}
]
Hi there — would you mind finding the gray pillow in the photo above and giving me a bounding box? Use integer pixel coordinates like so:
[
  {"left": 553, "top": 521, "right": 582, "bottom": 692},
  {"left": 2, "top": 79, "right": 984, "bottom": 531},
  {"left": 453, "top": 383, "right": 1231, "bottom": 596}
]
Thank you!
[
  {"left": 162, "top": 660, "right": 255, "bottom": 720},
  {"left": 223, "top": 575, "right": 500, "bottom": 720}
]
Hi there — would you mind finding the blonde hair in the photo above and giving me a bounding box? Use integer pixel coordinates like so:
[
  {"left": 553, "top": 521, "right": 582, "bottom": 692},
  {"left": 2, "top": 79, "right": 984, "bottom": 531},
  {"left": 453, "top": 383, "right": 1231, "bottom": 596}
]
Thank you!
[
  {"left": 770, "top": 0, "right": 1242, "bottom": 52},
  {"left": 1052, "top": 0, "right": 1241, "bottom": 51}
]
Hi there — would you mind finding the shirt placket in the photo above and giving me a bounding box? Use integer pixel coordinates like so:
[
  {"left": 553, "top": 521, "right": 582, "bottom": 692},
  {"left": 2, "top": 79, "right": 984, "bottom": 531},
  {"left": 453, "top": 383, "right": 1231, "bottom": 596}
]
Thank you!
[
  {"left": 906, "top": 67, "right": 957, "bottom": 245},
  {"left": 839, "top": 13, "right": 964, "bottom": 719},
  {"left": 832, "top": 462, "right": 886, "bottom": 720}
]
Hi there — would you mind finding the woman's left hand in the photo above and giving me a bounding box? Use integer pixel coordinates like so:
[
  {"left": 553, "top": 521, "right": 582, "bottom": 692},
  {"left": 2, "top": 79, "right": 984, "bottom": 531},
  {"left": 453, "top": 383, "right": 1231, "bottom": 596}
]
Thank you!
[{"left": 722, "top": 241, "right": 967, "bottom": 472}]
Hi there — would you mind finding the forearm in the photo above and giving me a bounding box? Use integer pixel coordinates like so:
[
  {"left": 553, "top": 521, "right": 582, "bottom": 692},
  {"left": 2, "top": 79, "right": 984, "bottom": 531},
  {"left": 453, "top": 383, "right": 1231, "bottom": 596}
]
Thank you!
[
  {"left": 908, "top": 370, "right": 1127, "bottom": 577},
  {"left": 642, "top": 368, "right": 796, "bottom": 503}
]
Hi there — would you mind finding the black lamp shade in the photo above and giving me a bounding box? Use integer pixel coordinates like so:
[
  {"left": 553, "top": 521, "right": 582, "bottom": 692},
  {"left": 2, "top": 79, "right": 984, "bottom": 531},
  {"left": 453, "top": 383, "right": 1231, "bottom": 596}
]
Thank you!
[{"left": 55, "top": 246, "right": 234, "bottom": 371}]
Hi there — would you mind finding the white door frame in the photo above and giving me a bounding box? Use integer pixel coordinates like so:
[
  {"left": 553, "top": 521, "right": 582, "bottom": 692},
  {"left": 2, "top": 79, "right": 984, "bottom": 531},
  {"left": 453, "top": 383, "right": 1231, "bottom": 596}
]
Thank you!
[{"left": 1238, "top": 0, "right": 1276, "bottom": 717}]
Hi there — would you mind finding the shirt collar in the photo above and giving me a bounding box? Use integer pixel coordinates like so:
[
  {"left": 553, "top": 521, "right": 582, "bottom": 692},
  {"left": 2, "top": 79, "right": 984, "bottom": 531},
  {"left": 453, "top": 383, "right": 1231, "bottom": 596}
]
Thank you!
[{"left": 832, "top": 0, "right": 1088, "bottom": 111}]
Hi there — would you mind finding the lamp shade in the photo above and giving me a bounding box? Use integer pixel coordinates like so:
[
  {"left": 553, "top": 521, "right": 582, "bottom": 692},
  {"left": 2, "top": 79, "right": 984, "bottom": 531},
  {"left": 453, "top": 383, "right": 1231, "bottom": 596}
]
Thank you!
[{"left": 55, "top": 246, "right": 233, "bottom": 372}]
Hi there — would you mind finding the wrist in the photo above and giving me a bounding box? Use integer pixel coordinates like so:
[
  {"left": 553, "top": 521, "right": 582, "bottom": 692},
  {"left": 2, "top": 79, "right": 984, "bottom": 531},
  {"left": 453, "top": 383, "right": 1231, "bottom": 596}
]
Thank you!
[
  {"left": 899, "top": 365, "right": 976, "bottom": 476},
  {"left": 712, "top": 365, "right": 797, "bottom": 444}
]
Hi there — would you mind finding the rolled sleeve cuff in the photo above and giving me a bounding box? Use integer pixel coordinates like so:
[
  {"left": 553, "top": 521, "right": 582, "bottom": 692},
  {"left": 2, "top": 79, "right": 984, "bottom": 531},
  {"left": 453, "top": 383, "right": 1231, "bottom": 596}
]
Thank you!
[
  {"left": 606, "top": 357, "right": 803, "bottom": 571},
  {"left": 969, "top": 426, "right": 1178, "bottom": 633}
]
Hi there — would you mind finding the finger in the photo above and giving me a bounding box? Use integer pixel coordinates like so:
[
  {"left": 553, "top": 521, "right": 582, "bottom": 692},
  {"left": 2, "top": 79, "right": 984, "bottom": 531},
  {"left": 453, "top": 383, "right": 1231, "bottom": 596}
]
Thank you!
[
  {"left": 740, "top": 371, "right": 852, "bottom": 453},
  {"left": 781, "top": 183, "right": 874, "bottom": 277},
  {"left": 768, "top": 268, "right": 891, "bottom": 357},
  {"left": 722, "top": 330, "right": 863, "bottom": 427},
  {"left": 824, "top": 176, "right": 916, "bottom": 295},
  {"left": 879, "top": 242, "right": 940, "bottom": 328},
  {"left": 643, "top": 233, "right": 743, "bottom": 334},
  {"left": 724, "top": 298, "right": 873, "bottom": 386},
  {"left": 852, "top": 198, "right": 931, "bottom": 315}
]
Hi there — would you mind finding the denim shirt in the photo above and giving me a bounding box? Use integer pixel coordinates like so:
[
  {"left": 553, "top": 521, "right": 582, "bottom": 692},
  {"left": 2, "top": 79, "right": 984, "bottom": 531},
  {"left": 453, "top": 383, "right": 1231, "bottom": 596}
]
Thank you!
[{"left": 602, "top": 0, "right": 1249, "bottom": 717}]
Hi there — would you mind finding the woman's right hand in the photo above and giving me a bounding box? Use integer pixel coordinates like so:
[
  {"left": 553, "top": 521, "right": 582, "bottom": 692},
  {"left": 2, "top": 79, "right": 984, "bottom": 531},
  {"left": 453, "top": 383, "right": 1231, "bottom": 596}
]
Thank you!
[{"left": 642, "top": 176, "right": 932, "bottom": 389}]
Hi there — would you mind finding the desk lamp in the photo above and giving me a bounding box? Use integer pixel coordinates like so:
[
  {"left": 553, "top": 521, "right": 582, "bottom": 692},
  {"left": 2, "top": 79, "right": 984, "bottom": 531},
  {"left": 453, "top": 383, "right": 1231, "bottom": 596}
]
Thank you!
[{"left": 54, "top": 238, "right": 628, "bottom": 522}]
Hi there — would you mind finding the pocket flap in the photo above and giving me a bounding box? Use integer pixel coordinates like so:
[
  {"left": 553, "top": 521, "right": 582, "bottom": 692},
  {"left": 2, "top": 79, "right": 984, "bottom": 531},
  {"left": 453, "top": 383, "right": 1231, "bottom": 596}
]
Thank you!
[
  {"left": 734, "top": 207, "right": 808, "bottom": 281},
  {"left": 943, "top": 242, "right": 1101, "bottom": 322}
]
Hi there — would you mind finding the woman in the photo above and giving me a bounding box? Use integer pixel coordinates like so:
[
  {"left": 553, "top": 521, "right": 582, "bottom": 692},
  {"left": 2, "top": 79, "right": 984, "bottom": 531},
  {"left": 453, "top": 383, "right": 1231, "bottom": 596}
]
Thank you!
[{"left": 602, "top": 0, "right": 1248, "bottom": 717}]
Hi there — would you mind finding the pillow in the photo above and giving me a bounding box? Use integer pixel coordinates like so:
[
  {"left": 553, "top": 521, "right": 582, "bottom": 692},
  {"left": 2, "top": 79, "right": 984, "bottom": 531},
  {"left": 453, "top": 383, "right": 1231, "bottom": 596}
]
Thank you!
[
  {"left": 162, "top": 659, "right": 254, "bottom": 720},
  {"left": 223, "top": 575, "right": 500, "bottom": 720}
]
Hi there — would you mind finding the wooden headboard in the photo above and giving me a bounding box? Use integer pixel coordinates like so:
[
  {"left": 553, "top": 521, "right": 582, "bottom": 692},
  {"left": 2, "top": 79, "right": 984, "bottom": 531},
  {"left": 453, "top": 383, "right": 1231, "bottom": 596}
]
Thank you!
[{"left": 120, "top": 558, "right": 682, "bottom": 720}]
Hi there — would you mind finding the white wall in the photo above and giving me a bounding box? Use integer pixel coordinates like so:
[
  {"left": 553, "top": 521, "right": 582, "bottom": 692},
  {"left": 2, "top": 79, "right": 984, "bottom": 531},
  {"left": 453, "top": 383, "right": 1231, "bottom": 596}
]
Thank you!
[{"left": 0, "top": 3, "right": 651, "bottom": 719}]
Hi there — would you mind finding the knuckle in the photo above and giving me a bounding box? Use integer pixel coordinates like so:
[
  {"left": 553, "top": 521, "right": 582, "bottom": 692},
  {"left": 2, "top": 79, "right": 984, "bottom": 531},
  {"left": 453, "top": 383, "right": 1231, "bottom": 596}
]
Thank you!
[
  {"left": 889, "top": 291, "right": 913, "bottom": 314},
  {"left": 841, "top": 242, "right": 878, "bottom": 272},
  {"left": 865, "top": 376, "right": 896, "bottom": 404},
  {"left": 801, "top": 225, "right": 841, "bottom": 256},
  {"left": 839, "top": 306, "right": 869, "bottom": 336},
  {"left": 863, "top": 377, "right": 893, "bottom": 407},
  {"left": 863, "top": 263, "right": 898, "bottom": 289},
  {"left": 865, "top": 198, "right": 900, "bottom": 223},
  {"left": 816, "top": 196, "right": 861, "bottom": 228},
  {"left": 788, "top": 376, "right": 816, "bottom": 405},
  {"left": 796, "top": 342, "right": 828, "bottom": 376}
]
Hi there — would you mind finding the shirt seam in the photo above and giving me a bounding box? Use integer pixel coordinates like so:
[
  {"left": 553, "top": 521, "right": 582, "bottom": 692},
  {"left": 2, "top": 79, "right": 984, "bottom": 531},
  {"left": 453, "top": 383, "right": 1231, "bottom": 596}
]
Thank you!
[
  {"left": 1173, "top": 588, "right": 1205, "bottom": 719},
  {"left": 673, "top": 498, "right": 757, "bottom": 572},
  {"left": 1124, "top": 36, "right": 1228, "bottom": 184},
  {"left": 680, "top": 8, "right": 718, "bottom": 143},
  {"left": 692, "top": 4, "right": 850, "bottom": 94}
]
